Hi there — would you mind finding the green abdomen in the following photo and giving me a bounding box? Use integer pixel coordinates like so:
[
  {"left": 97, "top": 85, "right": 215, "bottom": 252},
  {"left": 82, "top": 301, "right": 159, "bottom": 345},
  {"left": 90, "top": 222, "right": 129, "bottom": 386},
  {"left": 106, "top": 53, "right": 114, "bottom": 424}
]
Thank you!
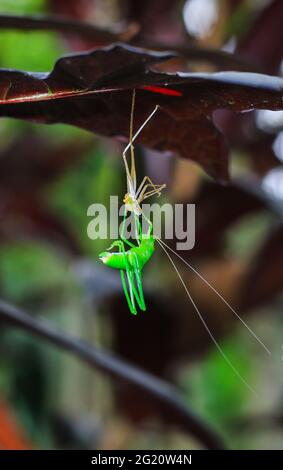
[
  {"left": 130, "top": 239, "right": 155, "bottom": 269},
  {"left": 100, "top": 238, "right": 155, "bottom": 271}
]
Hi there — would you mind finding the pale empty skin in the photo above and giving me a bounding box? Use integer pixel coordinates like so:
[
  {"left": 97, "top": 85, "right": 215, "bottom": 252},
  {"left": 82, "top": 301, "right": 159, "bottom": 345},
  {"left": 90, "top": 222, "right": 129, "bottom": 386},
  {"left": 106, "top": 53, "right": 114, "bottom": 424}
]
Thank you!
[{"left": 122, "top": 89, "right": 166, "bottom": 216}]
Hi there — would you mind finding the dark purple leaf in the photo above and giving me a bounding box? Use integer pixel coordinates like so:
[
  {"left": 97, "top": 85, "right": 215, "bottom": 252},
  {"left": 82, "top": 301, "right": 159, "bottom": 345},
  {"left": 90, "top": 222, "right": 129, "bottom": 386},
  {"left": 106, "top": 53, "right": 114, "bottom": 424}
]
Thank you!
[{"left": 0, "top": 44, "right": 283, "bottom": 179}]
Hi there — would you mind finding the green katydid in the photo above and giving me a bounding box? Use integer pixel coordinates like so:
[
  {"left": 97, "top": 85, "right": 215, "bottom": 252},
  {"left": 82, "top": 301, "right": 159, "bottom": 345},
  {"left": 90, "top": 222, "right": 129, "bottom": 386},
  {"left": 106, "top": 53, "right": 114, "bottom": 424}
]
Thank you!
[
  {"left": 99, "top": 89, "right": 164, "bottom": 315},
  {"left": 98, "top": 88, "right": 271, "bottom": 394},
  {"left": 99, "top": 211, "right": 154, "bottom": 315}
]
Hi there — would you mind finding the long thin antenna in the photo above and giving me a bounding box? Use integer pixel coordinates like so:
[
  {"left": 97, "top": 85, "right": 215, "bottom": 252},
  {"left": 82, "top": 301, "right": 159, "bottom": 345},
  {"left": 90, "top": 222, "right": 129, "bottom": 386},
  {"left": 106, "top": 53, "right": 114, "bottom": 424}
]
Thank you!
[
  {"left": 157, "top": 237, "right": 271, "bottom": 356},
  {"left": 129, "top": 89, "right": 136, "bottom": 145},
  {"left": 123, "top": 105, "right": 159, "bottom": 157},
  {"left": 129, "top": 89, "right": 136, "bottom": 191},
  {"left": 156, "top": 238, "right": 258, "bottom": 396}
]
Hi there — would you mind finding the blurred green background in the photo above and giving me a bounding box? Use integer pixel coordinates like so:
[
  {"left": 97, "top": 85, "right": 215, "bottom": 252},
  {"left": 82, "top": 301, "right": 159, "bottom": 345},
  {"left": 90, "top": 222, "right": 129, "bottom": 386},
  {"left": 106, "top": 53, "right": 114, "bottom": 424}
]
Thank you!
[{"left": 0, "top": 0, "right": 282, "bottom": 451}]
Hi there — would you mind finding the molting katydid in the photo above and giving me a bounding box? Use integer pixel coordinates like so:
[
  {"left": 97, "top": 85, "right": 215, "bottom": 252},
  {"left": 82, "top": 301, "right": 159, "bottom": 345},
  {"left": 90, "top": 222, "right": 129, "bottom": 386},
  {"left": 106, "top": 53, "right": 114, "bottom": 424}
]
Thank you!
[{"left": 98, "top": 88, "right": 271, "bottom": 395}]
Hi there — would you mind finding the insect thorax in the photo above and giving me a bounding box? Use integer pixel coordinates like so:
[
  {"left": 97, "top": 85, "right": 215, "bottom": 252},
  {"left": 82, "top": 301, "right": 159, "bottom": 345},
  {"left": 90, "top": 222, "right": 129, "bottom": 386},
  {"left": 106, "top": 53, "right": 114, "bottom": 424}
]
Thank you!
[{"left": 123, "top": 193, "right": 142, "bottom": 216}]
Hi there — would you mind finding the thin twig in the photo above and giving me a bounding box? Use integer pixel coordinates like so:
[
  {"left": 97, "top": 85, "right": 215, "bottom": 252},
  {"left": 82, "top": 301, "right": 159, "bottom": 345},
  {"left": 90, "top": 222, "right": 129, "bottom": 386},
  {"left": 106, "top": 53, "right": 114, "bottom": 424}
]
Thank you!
[
  {"left": 0, "top": 299, "right": 224, "bottom": 449},
  {"left": 134, "top": 39, "right": 260, "bottom": 72},
  {"left": 0, "top": 14, "right": 258, "bottom": 71},
  {"left": 0, "top": 13, "right": 136, "bottom": 43}
]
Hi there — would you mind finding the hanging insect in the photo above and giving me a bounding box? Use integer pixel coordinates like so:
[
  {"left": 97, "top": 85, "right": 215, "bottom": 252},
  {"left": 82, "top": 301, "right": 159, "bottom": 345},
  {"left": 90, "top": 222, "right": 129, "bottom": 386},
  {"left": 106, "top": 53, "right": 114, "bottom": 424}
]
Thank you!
[
  {"left": 99, "top": 214, "right": 155, "bottom": 315},
  {"left": 98, "top": 88, "right": 271, "bottom": 393},
  {"left": 99, "top": 90, "right": 166, "bottom": 315}
]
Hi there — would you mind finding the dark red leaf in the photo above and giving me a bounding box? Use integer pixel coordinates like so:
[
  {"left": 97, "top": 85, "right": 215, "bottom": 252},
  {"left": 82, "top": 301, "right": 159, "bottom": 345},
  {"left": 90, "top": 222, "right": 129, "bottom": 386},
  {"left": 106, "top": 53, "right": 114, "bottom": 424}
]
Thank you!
[{"left": 0, "top": 44, "right": 283, "bottom": 179}]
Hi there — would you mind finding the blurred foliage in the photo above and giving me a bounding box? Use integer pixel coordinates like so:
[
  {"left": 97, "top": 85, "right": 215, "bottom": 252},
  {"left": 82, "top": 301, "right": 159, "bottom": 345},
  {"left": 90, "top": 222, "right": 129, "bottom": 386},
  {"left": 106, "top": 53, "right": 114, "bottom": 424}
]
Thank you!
[
  {"left": 225, "top": 212, "right": 273, "bottom": 260},
  {"left": 183, "top": 338, "right": 250, "bottom": 425},
  {"left": 0, "top": 0, "right": 282, "bottom": 451},
  {"left": 0, "top": 243, "right": 67, "bottom": 301},
  {"left": 0, "top": 0, "right": 45, "bottom": 14},
  {"left": 0, "top": 0, "right": 64, "bottom": 71},
  {"left": 49, "top": 143, "right": 123, "bottom": 257}
]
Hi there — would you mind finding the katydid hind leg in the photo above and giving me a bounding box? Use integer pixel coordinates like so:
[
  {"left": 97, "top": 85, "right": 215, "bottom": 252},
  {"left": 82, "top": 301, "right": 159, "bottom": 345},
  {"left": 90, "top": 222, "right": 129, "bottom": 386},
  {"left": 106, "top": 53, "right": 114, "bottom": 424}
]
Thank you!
[
  {"left": 134, "top": 268, "right": 146, "bottom": 311},
  {"left": 115, "top": 236, "right": 137, "bottom": 315},
  {"left": 132, "top": 252, "right": 146, "bottom": 311},
  {"left": 120, "top": 269, "right": 137, "bottom": 315}
]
